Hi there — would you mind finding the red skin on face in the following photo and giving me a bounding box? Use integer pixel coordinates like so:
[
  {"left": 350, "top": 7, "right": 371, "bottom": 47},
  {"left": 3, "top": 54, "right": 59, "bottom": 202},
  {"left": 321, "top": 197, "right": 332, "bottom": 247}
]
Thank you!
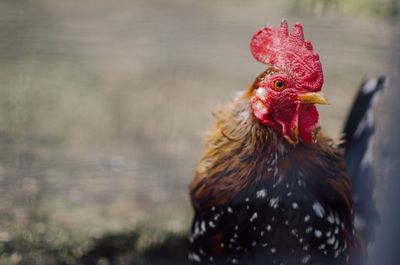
[
  {"left": 249, "top": 21, "right": 323, "bottom": 144},
  {"left": 251, "top": 85, "right": 319, "bottom": 144}
]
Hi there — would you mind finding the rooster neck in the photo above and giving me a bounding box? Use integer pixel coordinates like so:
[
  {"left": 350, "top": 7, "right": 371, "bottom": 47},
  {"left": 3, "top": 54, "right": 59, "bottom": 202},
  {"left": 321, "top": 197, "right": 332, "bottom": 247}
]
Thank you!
[
  {"left": 214, "top": 93, "right": 290, "bottom": 154},
  {"left": 191, "top": 96, "right": 302, "bottom": 210}
]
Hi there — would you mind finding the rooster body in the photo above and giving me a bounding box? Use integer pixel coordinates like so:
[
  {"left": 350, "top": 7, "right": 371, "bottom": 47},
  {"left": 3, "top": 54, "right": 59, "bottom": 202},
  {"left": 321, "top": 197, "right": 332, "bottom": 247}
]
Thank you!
[
  {"left": 188, "top": 21, "right": 379, "bottom": 265},
  {"left": 189, "top": 91, "right": 362, "bottom": 265}
]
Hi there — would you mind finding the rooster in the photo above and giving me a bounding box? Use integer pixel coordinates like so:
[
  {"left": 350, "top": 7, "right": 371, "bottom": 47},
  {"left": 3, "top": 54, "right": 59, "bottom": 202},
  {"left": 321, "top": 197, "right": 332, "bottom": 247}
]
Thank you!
[{"left": 188, "top": 20, "right": 385, "bottom": 265}]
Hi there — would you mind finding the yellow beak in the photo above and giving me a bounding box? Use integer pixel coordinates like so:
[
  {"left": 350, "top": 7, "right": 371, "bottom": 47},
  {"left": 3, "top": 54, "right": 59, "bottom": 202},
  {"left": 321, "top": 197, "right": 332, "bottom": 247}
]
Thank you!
[{"left": 298, "top": 92, "right": 328, "bottom": 105}]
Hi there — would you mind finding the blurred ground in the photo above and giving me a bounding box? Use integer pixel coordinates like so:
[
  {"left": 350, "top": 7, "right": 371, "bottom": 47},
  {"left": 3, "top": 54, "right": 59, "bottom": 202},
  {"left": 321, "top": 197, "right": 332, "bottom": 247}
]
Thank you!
[{"left": 0, "top": 0, "right": 397, "bottom": 264}]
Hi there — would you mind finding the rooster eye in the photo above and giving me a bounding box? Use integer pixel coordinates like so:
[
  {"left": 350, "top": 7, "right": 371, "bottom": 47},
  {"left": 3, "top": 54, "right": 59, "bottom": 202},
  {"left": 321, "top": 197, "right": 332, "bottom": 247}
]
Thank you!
[{"left": 274, "top": 80, "right": 286, "bottom": 90}]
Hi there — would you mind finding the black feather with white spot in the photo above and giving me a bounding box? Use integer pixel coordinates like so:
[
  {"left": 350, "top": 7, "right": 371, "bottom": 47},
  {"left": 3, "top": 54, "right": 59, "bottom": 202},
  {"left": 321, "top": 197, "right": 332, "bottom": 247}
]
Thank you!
[{"left": 189, "top": 146, "right": 361, "bottom": 265}]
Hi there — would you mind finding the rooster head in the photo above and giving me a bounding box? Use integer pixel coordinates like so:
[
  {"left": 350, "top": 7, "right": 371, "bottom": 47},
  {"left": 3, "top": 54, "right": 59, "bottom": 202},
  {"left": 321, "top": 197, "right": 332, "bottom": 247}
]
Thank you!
[{"left": 249, "top": 20, "right": 327, "bottom": 144}]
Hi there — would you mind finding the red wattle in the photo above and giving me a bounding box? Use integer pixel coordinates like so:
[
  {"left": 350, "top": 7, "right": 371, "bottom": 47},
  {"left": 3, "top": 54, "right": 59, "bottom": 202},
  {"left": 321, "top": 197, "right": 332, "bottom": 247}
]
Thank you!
[
  {"left": 274, "top": 101, "right": 300, "bottom": 144},
  {"left": 298, "top": 105, "right": 319, "bottom": 144}
]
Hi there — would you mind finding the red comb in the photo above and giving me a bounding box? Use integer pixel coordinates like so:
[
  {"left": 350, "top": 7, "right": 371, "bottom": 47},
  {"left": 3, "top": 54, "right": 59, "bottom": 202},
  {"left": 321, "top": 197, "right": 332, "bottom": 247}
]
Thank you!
[{"left": 250, "top": 20, "right": 323, "bottom": 92}]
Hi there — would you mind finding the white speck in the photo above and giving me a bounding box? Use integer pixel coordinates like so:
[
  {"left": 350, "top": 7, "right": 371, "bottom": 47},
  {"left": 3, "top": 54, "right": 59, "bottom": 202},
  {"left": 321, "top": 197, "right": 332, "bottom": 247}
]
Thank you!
[
  {"left": 269, "top": 197, "right": 279, "bottom": 208},
  {"left": 287, "top": 192, "right": 292, "bottom": 196},
  {"left": 201, "top": 221, "right": 206, "bottom": 232},
  {"left": 318, "top": 244, "right": 326, "bottom": 250},
  {"left": 305, "top": 226, "right": 313, "bottom": 233},
  {"left": 326, "top": 212, "right": 335, "bottom": 224},
  {"left": 194, "top": 221, "right": 200, "bottom": 234},
  {"left": 299, "top": 238, "right": 304, "bottom": 243},
  {"left": 327, "top": 236, "right": 335, "bottom": 245},
  {"left": 256, "top": 189, "right": 267, "bottom": 198},
  {"left": 292, "top": 202, "right": 299, "bottom": 209},
  {"left": 301, "top": 254, "right": 311, "bottom": 264},
  {"left": 314, "top": 230, "right": 322, "bottom": 238},
  {"left": 260, "top": 231, "right": 264, "bottom": 236},
  {"left": 209, "top": 221, "right": 216, "bottom": 228},
  {"left": 298, "top": 179, "right": 306, "bottom": 187},
  {"left": 333, "top": 240, "right": 339, "bottom": 250},
  {"left": 262, "top": 243, "right": 269, "bottom": 247},
  {"left": 245, "top": 197, "right": 250, "bottom": 202},
  {"left": 270, "top": 248, "right": 276, "bottom": 253},
  {"left": 211, "top": 206, "right": 216, "bottom": 211},
  {"left": 362, "top": 78, "right": 378, "bottom": 94},
  {"left": 232, "top": 258, "right": 238, "bottom": 264},
  {"left": 252, "top": 241, "right": 257, "bottom": 246},
  {"left": 312, "top": 202, "right": 325, "bottom": 218},
  {"left": 334, "top": 213, "right": 340, "bottom": 225},
  {"left": 304, "top": 215, "right": 311, "bottom": 222},
  {"left": 334, "top": 227, "right": 339, "bottom": 234},
  {"left": 235, "top": 225, "right": 239, "bottom": 230},
  {"left": 334, "top": 250, "right": 340, "bottom": 258},
  {"left": 267, "top": 225, "right": 272, "bottom": 231},
  {"left": 227, "top": 207, "right": 233, "bottom": 213},
  {"left": 273, "top": 175, "right": 283, "bottom": 188},
  {"left": 326, "top": 230, "right": 332, "bottom": 237},
  {"left": 188, "top": 252, "right": 201, "bottom": 262},
  {"left": 214, "top": 214, "right": 220, "bottom": 221}
]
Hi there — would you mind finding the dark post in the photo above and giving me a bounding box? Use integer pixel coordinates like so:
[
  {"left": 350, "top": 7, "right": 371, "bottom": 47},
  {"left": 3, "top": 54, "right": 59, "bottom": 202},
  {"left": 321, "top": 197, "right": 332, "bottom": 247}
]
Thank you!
[{"left": 370, "top": 20, "right": 400, "bottom": 265}]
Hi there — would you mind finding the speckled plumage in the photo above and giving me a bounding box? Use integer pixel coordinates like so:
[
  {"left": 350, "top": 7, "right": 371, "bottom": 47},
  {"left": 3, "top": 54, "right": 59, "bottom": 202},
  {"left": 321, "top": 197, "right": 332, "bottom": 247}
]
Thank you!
[{"left": 189, "top": 85, "right": 363, "bottom": 265}]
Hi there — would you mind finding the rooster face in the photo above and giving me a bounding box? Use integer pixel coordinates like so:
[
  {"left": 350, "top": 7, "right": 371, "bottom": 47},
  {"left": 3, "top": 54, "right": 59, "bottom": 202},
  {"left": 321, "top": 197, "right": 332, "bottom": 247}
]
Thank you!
[
  {"left": 249, "top": 67, "right": 327, "bottom": 144},
  {"left": 249, "top": 21, "right": 326, "bottom": 144}
]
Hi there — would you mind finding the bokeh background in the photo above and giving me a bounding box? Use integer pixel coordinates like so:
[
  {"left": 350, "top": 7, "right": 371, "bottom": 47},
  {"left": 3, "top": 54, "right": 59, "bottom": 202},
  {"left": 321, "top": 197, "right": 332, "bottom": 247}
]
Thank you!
[{"left": 0, "top": 0, "right": 399, "bottom": 264}]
